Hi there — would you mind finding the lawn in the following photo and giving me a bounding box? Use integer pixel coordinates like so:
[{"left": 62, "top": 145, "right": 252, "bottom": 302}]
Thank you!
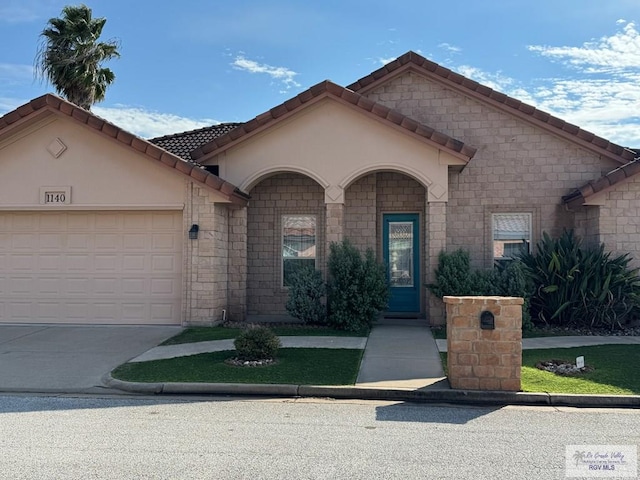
[
  {"left": 162, "top": 325, "right": 368, "bottom": 345},
  {"left": 112, "top": 348, "right": 364, "bottom": 385},
  {"left": 521, "top": 345, "right": 640, "bottom": 395},
  {"left": 440, "top": 345, "right": 640, "bottom": 395}
]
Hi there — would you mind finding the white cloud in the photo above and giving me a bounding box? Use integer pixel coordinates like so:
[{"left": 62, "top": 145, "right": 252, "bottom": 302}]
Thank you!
[
  {"left": 378, "top": 56, "right": 397, "bottom": 66},
  {"left": 528, "top": 21, "right": 640, "bottom": 74},
  {"left": 232, "top": 56, "right": 301, "bottom": 91},
  {"left": 93, "top": 105, "right": 219, "bottom": 139},
  {"left": 438, "top": 43, "right": 461, "bottom": 54}
]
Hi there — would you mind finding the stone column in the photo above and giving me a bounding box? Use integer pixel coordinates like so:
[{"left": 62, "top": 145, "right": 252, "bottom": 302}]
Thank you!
[
  {"left": 444, "top": 296, "right": 523, "bottom": 391},
  {"left": 426, "top": 201, "right": 447, "bottom": 325},
  {"left": 227, "top": 205, "right": 247, "bottom": 321},
  {"left": 325, "top": 202, "right": 344, "bottom": 259}
]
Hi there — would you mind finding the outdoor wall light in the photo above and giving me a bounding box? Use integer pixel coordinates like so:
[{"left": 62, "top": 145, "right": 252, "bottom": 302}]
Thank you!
[{"left": 189, "top": 224, "right": 199, "bottom": 240}]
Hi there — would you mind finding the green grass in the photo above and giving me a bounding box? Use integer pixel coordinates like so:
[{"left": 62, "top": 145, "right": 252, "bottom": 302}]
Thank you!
[
  {"left": 441, "top": 345, "right": 640, "bottom": 395},
  {"left": 161, "top": 326, "right": 368, "bottom": 346},
  {"left": 521, "top": 345, "right": 640, "bottom": 395},
  {"left": 112, "top": 348, "right": 363, "bottom": 385}
]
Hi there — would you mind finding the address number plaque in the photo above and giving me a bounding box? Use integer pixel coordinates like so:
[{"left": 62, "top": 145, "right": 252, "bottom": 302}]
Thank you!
[{"left": 39, "top": 186, "right": 71, "bottom": 205}]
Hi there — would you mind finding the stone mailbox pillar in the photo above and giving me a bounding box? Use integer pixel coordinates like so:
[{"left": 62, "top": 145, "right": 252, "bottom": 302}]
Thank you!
[{"left": 443, "top": 296, "right": 523, "bottom": 391}]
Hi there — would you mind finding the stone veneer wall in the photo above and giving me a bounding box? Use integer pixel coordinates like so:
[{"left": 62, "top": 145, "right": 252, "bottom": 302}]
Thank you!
[
  {"left": 364, "top": 72, "right": 620, "bottom": 269},
  {"left": 344, "top": 174, "right": 377, "bottom": 253},
  {"left": 183, "top": 183, "right": 229, "bottom": 325},
  {"left": 247, "top": 173, "right": 325, "bottom": 315},
  {"left": 444, "top": 296, "right": 522, "bottom": 391},
  {"left": 594, "top": 175, "right": 640, "bottom": 269}
]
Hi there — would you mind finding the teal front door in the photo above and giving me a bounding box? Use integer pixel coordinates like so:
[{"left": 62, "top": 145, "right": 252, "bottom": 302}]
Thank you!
[{"left": 383, "top": 214, "right": 420, "bottom": 313}]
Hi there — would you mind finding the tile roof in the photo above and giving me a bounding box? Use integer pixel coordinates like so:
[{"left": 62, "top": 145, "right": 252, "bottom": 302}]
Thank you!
[
  {"left": 190, "top": 80, "right": 477, "bottom": 162},
  {"left": 348, "top": 51, "right": 636, "bottom": 165},
  {"left": 563, "top": 158, "right": 640, "bottom": 208},
  {"left": 149, "top": 123, "right": 242, "bottom": 161},
  {"left": 0, "top": 94, "right": 248, "bottom": 204}
]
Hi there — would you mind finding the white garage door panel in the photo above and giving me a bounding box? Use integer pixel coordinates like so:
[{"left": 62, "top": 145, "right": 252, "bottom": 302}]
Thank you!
[{"left": 0, "top": 211, "right": 183, "bottom": 325}]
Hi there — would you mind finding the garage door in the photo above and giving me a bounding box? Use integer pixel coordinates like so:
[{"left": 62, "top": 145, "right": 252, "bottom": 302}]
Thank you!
[{"left": 0, "top": 211, "right": 183, "bottom": 325}]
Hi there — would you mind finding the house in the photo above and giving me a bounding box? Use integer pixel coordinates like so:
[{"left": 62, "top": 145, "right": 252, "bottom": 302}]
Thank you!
[{"left": 1, "top": 51, "right": 638, "bottom": 326}]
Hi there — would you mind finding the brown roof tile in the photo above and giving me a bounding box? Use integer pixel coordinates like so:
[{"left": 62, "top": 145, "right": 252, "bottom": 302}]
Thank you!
[
  {"left": 191, "top": 80, "right": 477, "bottom": 162},
  {"left": 0, "top": 94, "right": 248, "bottom": 205},
  {"left": 563, "top": 156, "right": 640, "bottom": 208},
  {"left": 149, "top": 122, "right": 242, "bottom": 161},
  {"left": 348, "top": 51, "right": 636, "bottom": 165}
]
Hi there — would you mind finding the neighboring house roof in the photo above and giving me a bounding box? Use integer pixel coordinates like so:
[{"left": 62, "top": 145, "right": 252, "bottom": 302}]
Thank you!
[
  {"left": 563, "top": 158, "right": 640, "bottom": 209},
  {"left": 149, "top": 123, "right": 242, "bottom": 161},
  {"left": 348, "top": 51, "right": 636, "bottom": 166},
  {"left": 0, "top": 94, "right": 248, "bottom": 205},
  {"left": 190, "top": 80, "right": 477, "bottom": 162}
]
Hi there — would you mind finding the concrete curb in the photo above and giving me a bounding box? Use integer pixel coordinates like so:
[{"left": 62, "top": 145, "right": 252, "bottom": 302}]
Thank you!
[{"left": 102, "top": 374, "right": 640, "bottom": 408}]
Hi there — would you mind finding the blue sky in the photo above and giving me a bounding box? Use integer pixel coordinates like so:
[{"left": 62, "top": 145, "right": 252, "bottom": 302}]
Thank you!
[{"left": 1, "top": 1, "right": 639, "bottom": 147}]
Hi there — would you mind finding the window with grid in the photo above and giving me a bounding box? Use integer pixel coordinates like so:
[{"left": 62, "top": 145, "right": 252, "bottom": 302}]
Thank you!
[
  {"left": 492, "top": 213, "right": 531, "bottom": 261},
  {"left": 282, "top": 215, "right": 316, "bottom": 286}
]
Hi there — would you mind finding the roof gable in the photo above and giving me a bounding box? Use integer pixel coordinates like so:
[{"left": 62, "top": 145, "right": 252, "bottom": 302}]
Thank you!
[
  {"left": 0, "top": 94, "right": 247, "bottom": 204},
  {"left": 348, "top": 51, "right": 635, "bottom": 166},
  {"left": 190, "top": 80, "right": 476, "bottom": 163}
]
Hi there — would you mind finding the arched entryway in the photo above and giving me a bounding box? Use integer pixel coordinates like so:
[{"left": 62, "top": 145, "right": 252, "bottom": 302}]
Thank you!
[
  {"left": 343, "top": 171, "right": 427, "bottom": 317},
  {"left": 246, "top": 172, "right": 325, "bottom": 316}
]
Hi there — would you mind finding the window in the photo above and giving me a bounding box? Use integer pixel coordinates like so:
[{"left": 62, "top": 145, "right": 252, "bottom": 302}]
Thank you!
[
  {"left": 282, "top": 215, "right": 316, "bottom": 286},
  {"left": 492, "top": 213, "right": 531, "bottom": 261}
]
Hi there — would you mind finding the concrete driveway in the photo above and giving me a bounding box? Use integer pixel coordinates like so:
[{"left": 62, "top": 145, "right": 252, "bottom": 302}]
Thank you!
[{"left": 0, "top": 325, "right": 180, "bottom": 393}]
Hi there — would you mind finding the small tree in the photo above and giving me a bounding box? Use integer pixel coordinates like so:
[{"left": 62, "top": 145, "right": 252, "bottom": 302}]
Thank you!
[
  {"left": 327, "top": 239, "right": 389, "bottom": 332},
  {"left": 285, "top": 266, "right": 327, "bottom": 324}
]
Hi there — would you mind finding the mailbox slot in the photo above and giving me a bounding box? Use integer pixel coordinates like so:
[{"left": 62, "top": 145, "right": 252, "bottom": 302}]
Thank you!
[{"left": 480, "top": 310, "right": 495, "bottom": 330}]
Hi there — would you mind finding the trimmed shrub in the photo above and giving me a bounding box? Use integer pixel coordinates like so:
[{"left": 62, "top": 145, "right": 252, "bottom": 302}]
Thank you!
[
  {"left": 427, "top": 249, "right": 534, "bottom": 330},
  {"left": 520, "top": 230, "right": 640, "bottom": 330},
  {"left": 427, "top": 249, "right": 490, "bottom": 298},
  {"left": 327, "top": 239, "right": 389, "bottom": 332},
  {"left": 285, "top": 266, "right": 327, "bottom": 324},
  {"left": 234, "top": 325, "right": 281, "bottom": 360}
]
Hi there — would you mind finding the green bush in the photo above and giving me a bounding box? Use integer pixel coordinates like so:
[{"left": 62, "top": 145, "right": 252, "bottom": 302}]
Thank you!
[
  {"left": 427, "top": 249, "right": 490, "bottom": 297},
  {"left": 234, "top": 325, "right": 281, "bottom": 360},
  {"left": 427, "top": 249, "right": 533, "bottom": 330},
  {"left": 520, "top": 230, "right": 640, "bottom": 330},
  {"left": 327, "top": 239, "right": 389, "bottom": 332},
  {"left": 487, "top": 260, "right": 534, "bottom": 330},
  {"left": 285, "top": 266, "right": 327, "bottom": 324}
]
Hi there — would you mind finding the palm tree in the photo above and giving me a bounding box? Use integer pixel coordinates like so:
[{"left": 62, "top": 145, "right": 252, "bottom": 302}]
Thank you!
[{"left": 35, "top": 4, "right": 120, "bottom": 110}]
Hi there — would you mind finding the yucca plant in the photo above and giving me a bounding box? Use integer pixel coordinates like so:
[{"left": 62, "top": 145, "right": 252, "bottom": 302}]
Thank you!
[{"left": 520, "top": 230, "right": 640, "bottom": 329}]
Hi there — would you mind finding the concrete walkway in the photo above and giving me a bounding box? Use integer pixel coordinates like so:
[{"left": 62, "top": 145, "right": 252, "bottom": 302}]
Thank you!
[{"left": 355, "top": 320, "right": 447, "bottom": 390}]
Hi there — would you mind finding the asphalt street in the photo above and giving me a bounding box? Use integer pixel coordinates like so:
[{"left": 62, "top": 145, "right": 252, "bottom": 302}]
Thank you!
[{"left": 0, "top": 394, "right": 637, "bottom": 479}]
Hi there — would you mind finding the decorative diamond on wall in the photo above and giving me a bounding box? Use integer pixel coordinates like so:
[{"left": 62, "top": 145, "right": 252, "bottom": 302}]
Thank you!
[
  {"left": 46, "top": 138, "right": 67, "bottom": 158},
  {"left": 429, "top": 183, "right": 446, "bottom": 199}
]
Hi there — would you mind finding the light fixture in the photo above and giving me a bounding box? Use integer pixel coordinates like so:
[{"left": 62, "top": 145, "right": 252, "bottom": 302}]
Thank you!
[{"left": 189, "top": 224, "right": 199, "bottom": 240}]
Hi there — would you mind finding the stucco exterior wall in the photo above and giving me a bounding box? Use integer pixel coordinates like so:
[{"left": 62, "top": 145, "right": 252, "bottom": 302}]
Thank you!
[
  {"left": 0, "top": 117, "right": 189, "bottom": 208},
  {"left": 247, "top": 173, "right": 325, "bottom": 316},
  {"left": 209, "top": 99, "right": 457, "bottom": 203},
  {"left": 363, "top": 72, "right": 621, "bottom": 268}
]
